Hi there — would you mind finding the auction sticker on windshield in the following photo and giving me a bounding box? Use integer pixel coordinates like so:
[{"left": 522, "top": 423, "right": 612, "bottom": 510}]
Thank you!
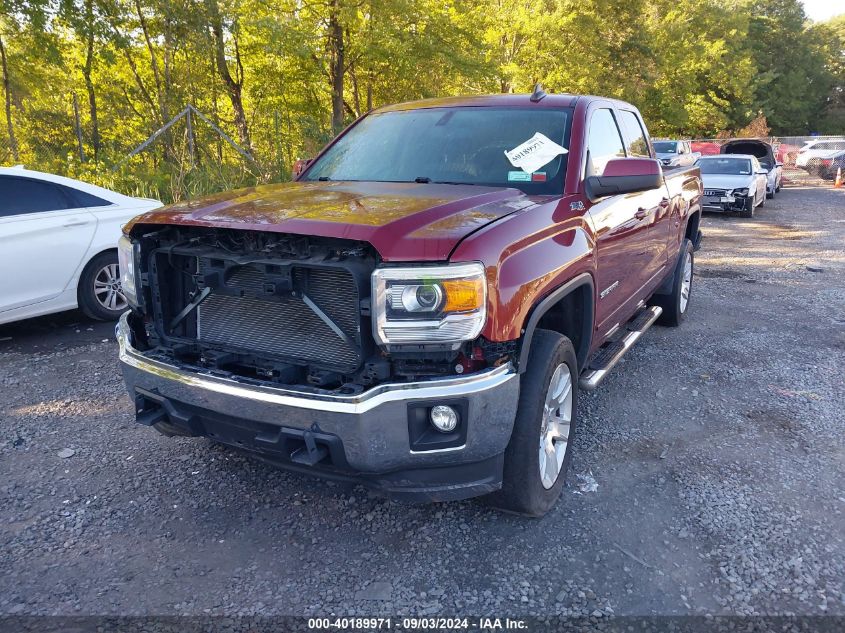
[{"left": 505, "top": 132, "right": 568, "bottom": 173}]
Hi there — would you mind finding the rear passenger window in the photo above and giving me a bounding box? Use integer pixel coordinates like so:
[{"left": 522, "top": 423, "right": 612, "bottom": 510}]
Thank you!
[
  {"left": 0, "top": 176, "right": 73, "bottom": 217},
  {"left": 64, "top": 187, "right": 111, "bottom": 207},
  {"left": 618, "top": 110, "right": 651, "bottom": 158},
  {"left": 586, "top": 109, "right": 626, "bottom": 176}
]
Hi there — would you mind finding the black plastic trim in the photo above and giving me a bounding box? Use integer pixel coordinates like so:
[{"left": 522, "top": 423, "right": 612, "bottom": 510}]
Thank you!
[
  {"left": 517, "top": 272, "right": 595, "bottom": 373},
  {"left": 407, "top": 399, "right": 469, "bottom": 452}
]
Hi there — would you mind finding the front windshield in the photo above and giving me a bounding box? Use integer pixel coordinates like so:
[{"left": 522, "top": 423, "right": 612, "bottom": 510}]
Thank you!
[
  {"left": 697, "top": 157, "right": 752, "bottom": 175},
  {"left": 653, "top": 141, "right": 678, "bottom": 154},
  {"left": 303, "top": 107, "right": 572, "bottom": 195}
]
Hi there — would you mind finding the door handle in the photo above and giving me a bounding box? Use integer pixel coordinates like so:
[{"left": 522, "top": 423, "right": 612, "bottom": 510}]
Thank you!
[{"left": 63, "top": 220, "right": 90, "bottom": 228}]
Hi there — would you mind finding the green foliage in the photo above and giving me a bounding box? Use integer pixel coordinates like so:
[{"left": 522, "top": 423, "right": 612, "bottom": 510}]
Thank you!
[
  {"left": 747, "top": 0, "right": 836, "bottom": 134},
  {"left": 0, "top": 0, "right": 841, "bottom": 201}
]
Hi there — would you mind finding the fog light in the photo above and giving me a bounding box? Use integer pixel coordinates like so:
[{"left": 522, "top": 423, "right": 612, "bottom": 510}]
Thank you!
[{"left": 430, "top": 405, "right": 458, "bottom": 433}]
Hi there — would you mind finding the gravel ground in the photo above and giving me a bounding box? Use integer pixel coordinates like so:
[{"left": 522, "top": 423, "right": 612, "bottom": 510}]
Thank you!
[{"left": 1, "top": 186, "right": 843, "bottom": 619}]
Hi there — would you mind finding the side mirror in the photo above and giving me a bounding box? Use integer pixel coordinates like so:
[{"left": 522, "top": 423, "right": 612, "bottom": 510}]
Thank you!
[
  {"left": 292, "top": 158, "right": 314, "bottom": 178},
  {"left": 756, "top": 169, "right": 768, "bottom": 175},
  {"left": 584, "top": 158, "right": 664, "bottom": 202}
]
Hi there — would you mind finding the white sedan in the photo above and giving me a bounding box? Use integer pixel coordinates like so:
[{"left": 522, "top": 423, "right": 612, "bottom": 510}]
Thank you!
[
  {"left": 0, "top": 166, "right": 160, "bottom": 325},
  {"left": 795, "top": 139, "right": 845, "bottom": 171},
  {"left": 696, "top": 155, "right": 769, "bottom": 218}
]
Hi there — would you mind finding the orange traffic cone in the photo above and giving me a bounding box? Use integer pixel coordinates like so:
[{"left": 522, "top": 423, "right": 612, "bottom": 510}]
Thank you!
[{"left": 835, "top": 168, "right": 843, "bottom": 188}]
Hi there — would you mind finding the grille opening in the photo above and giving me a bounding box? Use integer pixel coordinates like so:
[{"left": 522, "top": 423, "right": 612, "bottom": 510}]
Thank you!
[{"left": 146, "top": 239, "right": 373, "bottom": 385}]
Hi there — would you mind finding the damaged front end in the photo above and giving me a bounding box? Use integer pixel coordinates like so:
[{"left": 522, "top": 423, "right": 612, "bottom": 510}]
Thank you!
[
  {"left": 116, "top": 224, "right": 521, "bottom": 500},
  {"left": 701, "top": 188, "right": 753, "bottom": 213},
  {"left": 121, "top": 225, "right": 515, "bottom": 395}
]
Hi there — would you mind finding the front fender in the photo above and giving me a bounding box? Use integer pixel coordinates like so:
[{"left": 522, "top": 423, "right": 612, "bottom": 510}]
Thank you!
[{"left": 450, "top": 196, "right": 596, "bottom": 343}]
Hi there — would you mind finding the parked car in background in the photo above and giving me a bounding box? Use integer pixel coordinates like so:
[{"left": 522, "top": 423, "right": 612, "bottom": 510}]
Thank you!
[
  {"left": 795, "top": 139, "right": 845, "bottom": 172},
  {"left": 653, "top": 140, "right": 701, "bottom": 168},
  {"left": 116, "top": 91, "right": 703, "bottom": 516},
  {"left": 720, "top": 139, "right": 782, "bottom": 198},
  {"left": 697, "top": 155, "right": 768, "bottom": 218},
  {"left": 0, "top": 166, "right": 161, "bottom": 325},
  {"left": 816, "top": 151, "right": 845, "bottom": 181}
]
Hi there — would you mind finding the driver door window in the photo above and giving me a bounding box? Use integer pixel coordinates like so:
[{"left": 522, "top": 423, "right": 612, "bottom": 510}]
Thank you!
[
  {"left": 617, "top": 110, "right": 651, "bottom": 158},
  {"left": 586, "top": 109, "right": 625, "bottom": 176}
]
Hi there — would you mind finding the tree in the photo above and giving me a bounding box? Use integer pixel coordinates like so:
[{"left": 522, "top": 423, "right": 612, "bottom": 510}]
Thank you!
[
  {"left": 812, "top": 14, "right": 845, "bottom": 133},
  {"left": 204, "top": 0, "right": 252, "bottom": 149},
  {"left": 747, "top": 0, "right": 834, "bottom": 134}
]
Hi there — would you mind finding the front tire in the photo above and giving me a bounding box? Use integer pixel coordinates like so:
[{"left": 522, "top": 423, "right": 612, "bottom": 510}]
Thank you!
[
  {"left": 652, "top": 239, "right": 693, "bottom": 327},
  {"left": 485, "top": 330, "right": 578, "bottom": 517},
  {"left": 740, "top": 197, "right": 754, "bottom": 218},
  {"left": 78, "top": 251, "right": 129, "bottom": 321}
]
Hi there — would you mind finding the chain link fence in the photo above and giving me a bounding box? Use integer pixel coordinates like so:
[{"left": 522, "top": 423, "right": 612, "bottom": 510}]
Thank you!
[{"left": 689, "top": 136, "right": 845, "bottom": 186}]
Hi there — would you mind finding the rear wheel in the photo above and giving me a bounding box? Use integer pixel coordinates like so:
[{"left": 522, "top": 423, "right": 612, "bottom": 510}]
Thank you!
[
  {"left": 78, "top": 251, "right": 128, "bottom": 321},
  {"left": 652, "top": 239, "right": 693, "bottom": 327},
  {"left": 484, "top": 330, "right": 578, "bottom": 517}
]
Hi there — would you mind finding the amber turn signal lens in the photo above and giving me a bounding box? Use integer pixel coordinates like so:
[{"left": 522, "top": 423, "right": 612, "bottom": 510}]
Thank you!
[{"left": 442, "top": 277, "right": 484, "bottom": 312}]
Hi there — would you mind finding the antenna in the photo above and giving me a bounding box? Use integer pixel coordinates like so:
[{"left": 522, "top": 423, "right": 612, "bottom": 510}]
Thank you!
[{"left": 530, "top": 83, "right": 547, "bottom": 103}]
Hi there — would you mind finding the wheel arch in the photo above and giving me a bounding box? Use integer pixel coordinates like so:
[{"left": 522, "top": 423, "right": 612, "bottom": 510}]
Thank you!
[
  {"left": 517, "top": 273, "right": 594, "bottom": 374},
  {"left": 685, "top": 208, "right": 702, "bottom": 249}
]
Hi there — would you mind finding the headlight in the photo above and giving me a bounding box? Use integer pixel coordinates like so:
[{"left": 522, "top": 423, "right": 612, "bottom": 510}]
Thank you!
[
  {"left": 117, "top": 235, "right": 139, "bottom": 307},
  {"left": 732, "top": 188, "right": 749, "bottom": 197},
  {"left": 372, "top": 262, "right": 487, "bottom": 347}
]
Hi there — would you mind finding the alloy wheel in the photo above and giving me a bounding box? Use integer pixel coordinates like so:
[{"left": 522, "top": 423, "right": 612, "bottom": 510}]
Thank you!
[
  {"left": 538, "top": 363, "right": 573, "bottom": 489},
  {"left": 680, "top": 251, "right": 692, "bottom": 313},
  {"left": 93, "top": 263, "right": 128, "bottom": 312}
]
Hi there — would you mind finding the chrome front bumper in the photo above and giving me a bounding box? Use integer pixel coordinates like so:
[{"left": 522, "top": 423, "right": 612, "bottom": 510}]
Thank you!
[{"left": 116, "top": 314, "right": 520, "bottom": 498}]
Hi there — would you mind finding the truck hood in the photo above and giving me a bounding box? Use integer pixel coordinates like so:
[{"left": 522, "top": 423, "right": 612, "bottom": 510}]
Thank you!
[
  {"left": 127, "top": 180, "right": 536, "bottom": 261},
  {"left": 701, "top": 174, "right": 755, "bottom": 190}
]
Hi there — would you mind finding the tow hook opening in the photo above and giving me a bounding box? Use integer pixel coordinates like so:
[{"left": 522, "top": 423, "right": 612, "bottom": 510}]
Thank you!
[{"left": 133, "top": 389, "right": 341, "bottom": 468}]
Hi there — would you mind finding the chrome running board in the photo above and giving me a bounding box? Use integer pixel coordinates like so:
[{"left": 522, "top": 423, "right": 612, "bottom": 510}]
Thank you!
[{"left": 579, "top": 305, "right": 663, "bottom": 391}]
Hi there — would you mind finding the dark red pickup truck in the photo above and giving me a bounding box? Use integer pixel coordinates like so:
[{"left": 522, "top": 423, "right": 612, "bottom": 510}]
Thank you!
[{"left": 117, "top": 90, "right": 702, "bottom": 516}]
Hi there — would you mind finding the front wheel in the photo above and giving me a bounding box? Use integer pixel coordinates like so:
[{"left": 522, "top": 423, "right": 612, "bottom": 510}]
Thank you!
[
  {"left": 740, "top": 197, "right": 754, "bottom": 218},
  {"left": 484, "top": 330, "right": 578, "bottom": 517},
  {"left": 78, "top": 251, "right": 129, "bottom": 321}
]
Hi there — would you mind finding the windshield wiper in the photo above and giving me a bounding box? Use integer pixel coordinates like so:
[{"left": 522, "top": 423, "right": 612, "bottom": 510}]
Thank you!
[{"left": 413, "top": 176, "right": 475, "bottom": 186}]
